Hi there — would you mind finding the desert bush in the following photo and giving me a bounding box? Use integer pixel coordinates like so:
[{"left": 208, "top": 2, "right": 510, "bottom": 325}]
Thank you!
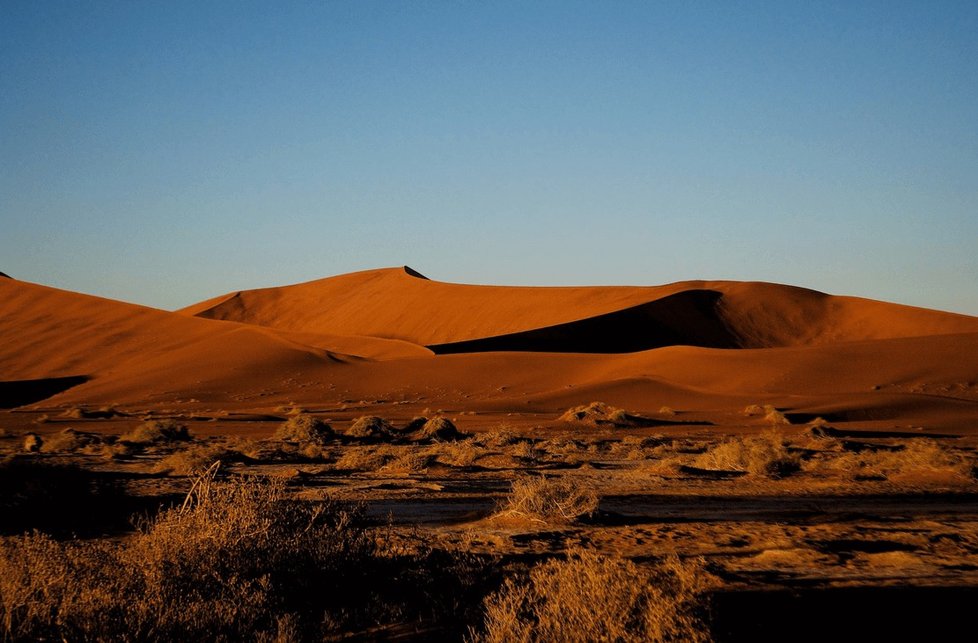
[
  {"left": 742, "top": 404, "right": 764, "bottom": 417},
  {"left": 380, "top": 450, "right": 433, "bottom": 475},
  {"left": 347, "top": 416, "right": 395, "bottom": 441},
  {"left": 333, "top": 446, "right": 393, "bottom": 472},
  {"left": 510, "top": 440, "right": 542, "bottom": 462},
  {"left": 807, "top": 440, "right": 973, "bottom": 480},
  {"left": 499, "top": 476, "right": 598, "bottom": 524},
  {"left": 696, "top": 432, "right": 800, "bottom": 477},
  {"left": 418, "top": 417, "right": 467, "bottom": 442},
  {"left": 21, "top": 434, "right": 42, "bottom": 453},
  {"left": 39, "top": 428, "right": 101, "bottom": 453},
  {"left": 0, "top": 473, "right": 374, "bottom": 640},
  {"left": 121, "top": 419, "right": 191, "bottom": 445},
  {"left": 435, "top": 442, "right": 484, "bottom": 468},
  {"left": 762, "top": 405, "right": 790, "bottom": 426},
  {"left": 559, "top": 402, "right": 631, "bottom": 426},
  {"left": 472, "top": 549, "right": 714, "bottom": 643},
  {"left": 659, "top": 406, "right": 676, "bottom": 416},
  {"left": 154, "top": 443, "right": 246, "bottom": 475},
  {"left": 274, "top": 414, "right": 333, "bottom": 445},
  {"left": 475, "top": 429, "right": 520, "bottom": 448}
]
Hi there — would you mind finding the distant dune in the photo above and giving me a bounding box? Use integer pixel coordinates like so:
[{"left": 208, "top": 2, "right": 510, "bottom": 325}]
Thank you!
[
  {"left": 3, "top": 268, "right": 977, "bottom": 430},
  {"left": 182, "top": 266, "right": 978, "bottom": 350}
]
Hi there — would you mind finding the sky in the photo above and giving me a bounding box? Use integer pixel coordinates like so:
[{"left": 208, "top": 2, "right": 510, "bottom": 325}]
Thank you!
[{"left": 2, "top": 1, "right": 976, "bottom": 314}]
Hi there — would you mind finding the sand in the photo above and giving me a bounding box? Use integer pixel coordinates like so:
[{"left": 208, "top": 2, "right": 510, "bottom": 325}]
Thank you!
[{"left": 1, "top": 267, "right": 975, "bottom": 433}]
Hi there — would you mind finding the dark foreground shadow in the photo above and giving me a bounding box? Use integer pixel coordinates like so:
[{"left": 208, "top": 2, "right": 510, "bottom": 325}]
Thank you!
[
  {"left": 712, "top": 585, "right": 978, "bottom": 642},
  {"left": 0, "top": 375, "right": 89, "bottom": 408}
]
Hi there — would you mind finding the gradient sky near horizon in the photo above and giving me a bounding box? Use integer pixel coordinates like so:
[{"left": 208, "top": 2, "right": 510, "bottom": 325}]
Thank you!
[{"left": 2, "top": 1, "right": 976, "bottom": 314}]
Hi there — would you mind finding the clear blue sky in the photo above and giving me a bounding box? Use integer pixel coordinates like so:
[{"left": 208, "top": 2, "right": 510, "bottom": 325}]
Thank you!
[{"left": 2, "top": 1, "right": 976, "bottom": 314}]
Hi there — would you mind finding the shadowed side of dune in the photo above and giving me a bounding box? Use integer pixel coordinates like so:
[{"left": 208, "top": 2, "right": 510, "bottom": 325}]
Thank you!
[
  {"left": 428, "top": 290, "right": 740, "bottom": 354},
  {"left": 0, "top": 376, "right": 90, "bottom": 408}
]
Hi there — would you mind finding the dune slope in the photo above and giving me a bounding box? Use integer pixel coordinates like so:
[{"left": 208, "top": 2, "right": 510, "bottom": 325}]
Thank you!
[{"left": 183, "top": 267, "right": 978, "bottom": 351}]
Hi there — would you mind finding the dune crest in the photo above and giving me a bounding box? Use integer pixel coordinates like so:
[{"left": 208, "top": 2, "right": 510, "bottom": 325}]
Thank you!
[{"left": 181, "top": 268, "right": 978, "bottom": 351}]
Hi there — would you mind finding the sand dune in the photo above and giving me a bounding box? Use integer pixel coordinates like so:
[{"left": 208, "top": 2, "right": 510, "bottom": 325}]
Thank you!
[
  {"left": 3, "top": 269, "right": 977, "bottom": 432},
  {"left": 182, "top": 267, "right": 978, "bottom": 350}
]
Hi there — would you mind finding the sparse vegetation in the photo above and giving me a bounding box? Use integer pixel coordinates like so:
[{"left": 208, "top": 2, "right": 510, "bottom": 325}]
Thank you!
[
  {"left": 696, "top": 431, "right": 800, "bottom": 477},
  {"left": 274, "top": 414, "right": 333, "bottom": 445},
  {"left": 347, "top": 415, "right": 395, "bottom": 440},
  {"left": 807, "top": 440, "right": 974, "bottom": 480},
  {"left": 498, "top": 475, "right": 598, "bottom": 524},
  {"left": 39, "top": 428, "right": 100, "bottom": 453},
  {"left": 559, "top": 402, "right": 631, "bottom": 426},
  {"left": 121, "top": 419, "right": 191, "bottom": 445},
  {"left": 418, "top": 417, "right": 468, "bottom": 442},
  {"left": 472, "top": 549, "right": 714, "bottom": 643}
]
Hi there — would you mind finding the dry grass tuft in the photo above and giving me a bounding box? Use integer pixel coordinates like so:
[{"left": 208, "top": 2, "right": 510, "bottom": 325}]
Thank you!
[
  {"left": 418, "top": 417, "right": 467, "bottom": 442},
  {"left": 333, "top": 446, "right": 393, "bottom": 472},
  {"left": 742, "top": 404, "right": 764, "bottom": 417},
  {"left": 0, "top": 472, "right": 374, "bottom": 640},
  {"left": 472, "top": 549, "right": 714, "bottom": 642},
  {"left": 22, "top": 434, "right": 42, "bottom": 453},
  {"left": 347, "top": 416, "right": 395, "bottom": 441},
  {"left": 435, "top": 442, "right": 485, "bottom": 468},
  {"left": 121, "top": 419, "right": 191, "bottom": 445},
  {"left": 475, "top": 429, "right": 520, "bottom": 448},
  {"left": 559, "top": 402, "right": 631, "bottom": 426},
  {"left": 763, "top": 405, "right": 790, "bottom": 426},
  {"left": 696, "top": 432, "right": 800, "bottom": 477},
  {"left": 498, "top": 476, "right": 598, "bottom": 524},
  {"left": 274, "top": 414, "right": 333, "bottom": 445},
  {"left": 153, "top": 444, "right": 245, "bottom": 475},
  {"left": 807, "top": 440, "right": 973, "bottom": 480},
  {"left": 39, "top": 428, "right": 100, "bottom": 453}
]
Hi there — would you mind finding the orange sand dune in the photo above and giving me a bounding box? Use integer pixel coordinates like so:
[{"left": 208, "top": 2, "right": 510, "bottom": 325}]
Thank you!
[
  {"left": 4, "top": 269, "right": 978, "bottom": 433},
  {"left": 182, "top": 267, "right": 978, "bottom": 350},
  {"left": 0, "top": 278, "right": 426, "bottom": 406}
]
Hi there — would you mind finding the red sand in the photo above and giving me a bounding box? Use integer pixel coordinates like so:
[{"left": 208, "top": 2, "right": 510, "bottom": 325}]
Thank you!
[{"left": 3, "top": 267, "right": 977, "bottom": 431}]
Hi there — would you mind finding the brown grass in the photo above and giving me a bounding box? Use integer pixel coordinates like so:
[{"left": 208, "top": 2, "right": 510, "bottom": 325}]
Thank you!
[
  {"left": 559, "top": 402, "right": 630, "bottom": 426},
  {"left": 0, "top": 473, "right": 372, "bottom": 640},
  {"left": 498, "top": 475, "right": 598, "bottom": 524},
  {"left": 696, "top": 431, "right": 800, "bottom": 477},
  {"left": 120, "top": 419, "right": 192, "bottom": 445},
  {"left": 471, "top": 549, "right": 714, "bottom": 642},
  {"left": 347, "top": 415, "right": 395, "bottom": 440},
  {"left": 806, "top": 440, "right": 974, "bottom": 480},
  {"left": 274, "top": 414, "right": 333, "bottom": 445}
]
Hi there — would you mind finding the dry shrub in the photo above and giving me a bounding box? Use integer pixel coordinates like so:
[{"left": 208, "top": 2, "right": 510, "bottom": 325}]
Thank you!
[
  {"left": 334, "top": 446, "right": 392, "bottom": 472},
  {"left": 696, "top": 432, "right": 800, "bottom": 477},
  {"left": 380, "top": 450, "right": 433, "bottom": 475},
  {"left": 418, "top": 417, "right": 467, "bottom": 442},
  {"left": 742, "top": 404, "right": 764, "bottom": 417},
  {"left": 499, "top": 476, "right": 598, "bottom": 524},
  {"left": 39, "top": 428, "right": 100, "bottom": 453},
  {"left": 154, "top": 444, "right": 244, "bottom": 475},
  {"left": 510, "top": 440, "right": 542, "bottom": 462},
  {"left": 559, "top": 402, "right": 630, "bottom": 426},
  {"left": 274, "top": 414, "right": 333, "bottom": 445},
  {"left": 22, "top": 434, "right": 42, "bottom": 453},
  {"left": 659, "top": 406, "right": 677, "bottom": 416},
  {"left": 808, "top": 441, "right": 973, "bottom": 480},
  {"left": 0, "top": 473, "right": 373, "bottom": 640},
  {"left": 436, "top": 442, "right": 484, "bottom": 468},
  {"left": 763, "top": 405, "right": 790, "bottom": 426},
  {"left": 475, "top": 429, "right": 520, "bottom": 448},
  {"left": 472, "top": 549, "right": 714, "bottom": 643},
  {"left": 121, "top": 419, "right": 191, "bottom": 445},
  {"left": 347, "top": 416, "right": 395, "bottom": 441}
]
